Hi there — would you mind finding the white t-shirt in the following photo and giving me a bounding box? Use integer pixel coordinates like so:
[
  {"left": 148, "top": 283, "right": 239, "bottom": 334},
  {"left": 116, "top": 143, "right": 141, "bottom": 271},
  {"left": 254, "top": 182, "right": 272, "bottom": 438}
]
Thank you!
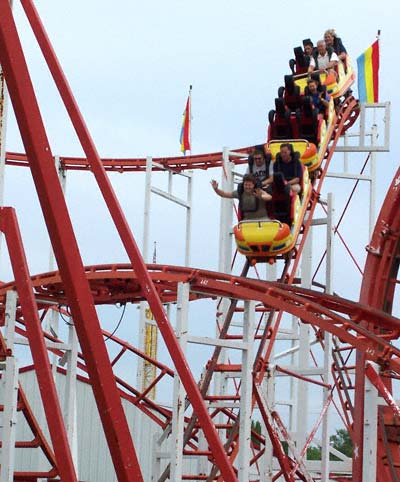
[
  {"left": 309, "top": 51, "right": 339, "bottom": 70},
  {"left": 246, "top": 162, "right": 273, "bottom": 182}
]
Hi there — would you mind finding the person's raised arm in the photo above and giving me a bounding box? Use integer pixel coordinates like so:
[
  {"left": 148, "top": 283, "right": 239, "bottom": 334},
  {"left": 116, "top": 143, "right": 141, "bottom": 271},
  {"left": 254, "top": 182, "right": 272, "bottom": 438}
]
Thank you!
[{"left": 211, "top": 180, "right": 234, "bottom": 199}]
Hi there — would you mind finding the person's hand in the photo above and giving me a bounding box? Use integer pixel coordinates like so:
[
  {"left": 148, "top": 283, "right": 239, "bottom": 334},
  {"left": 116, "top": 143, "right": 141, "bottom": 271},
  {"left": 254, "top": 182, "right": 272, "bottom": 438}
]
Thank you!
[
  {"left": 211, "top": 179, "right": 218, "bottom": 191},
  {"left": 254, "top": 188, "right": 264, "bottom": 199}
]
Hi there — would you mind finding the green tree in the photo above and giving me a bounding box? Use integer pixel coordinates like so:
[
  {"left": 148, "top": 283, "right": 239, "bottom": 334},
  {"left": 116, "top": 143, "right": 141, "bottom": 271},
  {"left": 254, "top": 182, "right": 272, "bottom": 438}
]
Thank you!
[
  {"left": 305, "top": 429, "right": 352, "bottom": 461},
  {"left": 330, "top": 428, "right": 353, "bottom": 458},
  {"left": 307, "top": 445, "right": 322, "bottom": 460},
  {"left": 251, "top": 420, "right": 262, "bottom": 449}
]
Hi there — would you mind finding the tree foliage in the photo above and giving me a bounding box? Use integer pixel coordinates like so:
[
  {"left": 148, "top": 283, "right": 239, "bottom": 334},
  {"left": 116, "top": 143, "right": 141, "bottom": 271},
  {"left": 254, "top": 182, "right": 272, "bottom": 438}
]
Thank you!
[
  {"left": 330, "top": 428, "right": 353, "bottom": 458},
  {"left": 305, "top": 429, "right": 353, "bottom": 461}
]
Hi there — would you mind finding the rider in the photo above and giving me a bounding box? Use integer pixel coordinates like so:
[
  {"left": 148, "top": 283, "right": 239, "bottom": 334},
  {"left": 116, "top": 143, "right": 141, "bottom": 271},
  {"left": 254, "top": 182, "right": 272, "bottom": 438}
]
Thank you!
[{"left": 211, "top": 174, "right": 271, "bottom": 221}]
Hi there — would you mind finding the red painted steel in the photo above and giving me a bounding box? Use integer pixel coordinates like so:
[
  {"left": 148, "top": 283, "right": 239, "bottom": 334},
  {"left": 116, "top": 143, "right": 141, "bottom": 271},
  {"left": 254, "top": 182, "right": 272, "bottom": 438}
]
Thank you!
[
  {"left": 0, "top": 207, "right": 77, "bottom": 481},
  {"left": 5, "top": 149, "right": 250, "bottom": 172},
  {"left": 17, "top": 0, "right": 238, "bottom": 478},
  {"left": 2, "top": 261, "right": 400, "bottom": 479},
  {"left": 0, "top": 2, "right": 144, "bottom": 480},
  {"left": 352, "top": 167, "right": 400, "bottom": 482}
]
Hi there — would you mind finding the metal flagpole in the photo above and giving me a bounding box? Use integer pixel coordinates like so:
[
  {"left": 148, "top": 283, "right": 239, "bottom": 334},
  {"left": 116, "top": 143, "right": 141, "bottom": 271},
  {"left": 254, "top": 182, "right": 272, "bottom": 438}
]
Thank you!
[{"left": 188, "top": 84, "right": 192, "bottom": 155}]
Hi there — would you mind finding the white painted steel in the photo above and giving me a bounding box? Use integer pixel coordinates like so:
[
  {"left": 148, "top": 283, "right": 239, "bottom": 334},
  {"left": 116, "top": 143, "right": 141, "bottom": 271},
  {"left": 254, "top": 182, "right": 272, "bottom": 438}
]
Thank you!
[
  {"left": 362, "top": 363, "right": 378, "bottom": 482},
  {"left": 63, "top": 323, "right": 79, "bottom": 473},
  {"left": 334, "top": 102, "right": 390, "bottom": 152},
  {"left": 187, "top": 335, "right": 248, "bottom": 350},
  {"left": 321, "top": 193, "right": 334, "bottom": 482},
  {"left": 218, "top": 147, "right": 234, "bottom": 275},
  {"left": 170, "top": 282, "right": 189, "bottom": 481},
  {"left": 238, "top": 300, "right": 254, "bottom": 482},
  {"left": 369, "top": 124, "right": 377, "bottom": 237},
  {"left": 0, "top": 291, "right": 18, "bottom": 482},
  {"left": 215, "top": 148, "right": 234, "bottom": 435},
  {"left": 295, "top": 231, "right": 312, "bottom": 449},
  {"left": 185, "top": 172, "right": 193, "bottom": 266},
  {"left": 136, "top": 156, "right": 153, "bottom": 405}
]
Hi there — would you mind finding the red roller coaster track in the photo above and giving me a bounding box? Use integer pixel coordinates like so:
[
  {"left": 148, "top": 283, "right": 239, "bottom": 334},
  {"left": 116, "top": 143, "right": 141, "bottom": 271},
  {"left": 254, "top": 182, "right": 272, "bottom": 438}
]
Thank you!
[{"left": 0, "top": 0, "right": 399, "bottom": 481}]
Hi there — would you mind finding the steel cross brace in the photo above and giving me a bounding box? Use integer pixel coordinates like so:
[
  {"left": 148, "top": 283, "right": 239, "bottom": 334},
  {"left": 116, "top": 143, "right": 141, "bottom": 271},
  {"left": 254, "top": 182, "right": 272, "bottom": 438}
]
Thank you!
[
  {"left": 0, "top": 207, "right": 76, "bottom": 481},
  {"left": 0, "top": 1, "right": 237, "bottom": 480},
  {"left": 0, "top": 3, "right": 143, "bottom": 480}
]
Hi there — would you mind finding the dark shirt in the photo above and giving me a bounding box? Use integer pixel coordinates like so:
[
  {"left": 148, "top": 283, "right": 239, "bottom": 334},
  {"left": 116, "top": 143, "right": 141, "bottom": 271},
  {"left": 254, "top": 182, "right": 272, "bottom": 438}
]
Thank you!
[
  {"left": 310, "top": 91, "right": 330, "bottom": 113},
  {"left": 333, "top": 37, "right": 347, "bottom": 56},
  {"left": 273, "top": 155, "right": 303, "bottom": 182}
]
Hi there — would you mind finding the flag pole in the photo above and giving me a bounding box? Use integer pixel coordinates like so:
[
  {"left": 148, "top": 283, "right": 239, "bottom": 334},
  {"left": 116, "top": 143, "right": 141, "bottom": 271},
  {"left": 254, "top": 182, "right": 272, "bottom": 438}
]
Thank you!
[
  {"left": 188, "top": 84, "right": 192, "bottom": 156},
  {"left": 373, "top": 30, "right": 380, "bottom": 123}
]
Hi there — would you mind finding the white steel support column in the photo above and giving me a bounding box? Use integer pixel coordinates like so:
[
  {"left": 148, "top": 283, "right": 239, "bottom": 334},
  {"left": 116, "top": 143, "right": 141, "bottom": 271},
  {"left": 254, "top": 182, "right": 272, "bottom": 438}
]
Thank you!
[
  {"left": 260, "top": 263, "right": 276, "bottom": 482},
  {"left": 369, "top": 124, "right": 377, "bottom": 237},
  {"left": 152, "top": 433, "right": 162, "bottom": 481},
  {"left": 137, "top": 156, "right": 153, "bottom": 392},
  {"left": 185, "top": 172, "right": 193, "bottom": 266},
  {"left": 321, "top": 193, "right": 334, "bottom": 482},
  {"left": 260, "top": 365, "right": 275, "bottom": 482},
  {"left": 1, "top": 290, "right": 18, "bottom": 482},
  {"left": 238, "top": 300, "right": 255, "bottom": 482},
  {"left": 215, "top": 148, "right": 234, "bottom": 418},
  {"left": 362, "top": 363, "right": 378, "bottom": 482},
  {"left": 296, "top": 230, "right": 312, "bottom": 448},
  {"left": 214, "top": 297, "right": 229, "bottom": 424},
  {"left": 170, "top": 282, "right": 189, "bottom": 481},
  {"left": 62, "top": 322, "right": 79, "bottom": 472},
  {"left": 218, "top": 147, "right": 234, "bottom": 274},
  {"left": 197, "top": 431, "right": 209, "bottom": 476}
]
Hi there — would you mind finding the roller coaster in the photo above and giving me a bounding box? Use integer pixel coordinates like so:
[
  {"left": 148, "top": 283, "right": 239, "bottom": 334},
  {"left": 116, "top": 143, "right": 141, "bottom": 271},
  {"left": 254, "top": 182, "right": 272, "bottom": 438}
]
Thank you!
[{"left": 0, "top": 1, "right": 398, "bottom": 482}]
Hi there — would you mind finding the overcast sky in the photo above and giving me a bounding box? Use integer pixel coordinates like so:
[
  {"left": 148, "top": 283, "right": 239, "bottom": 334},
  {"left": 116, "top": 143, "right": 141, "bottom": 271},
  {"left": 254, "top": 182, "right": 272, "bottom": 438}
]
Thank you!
[{"left": 2, "top": 0, "right": 398, "bottom": 301}]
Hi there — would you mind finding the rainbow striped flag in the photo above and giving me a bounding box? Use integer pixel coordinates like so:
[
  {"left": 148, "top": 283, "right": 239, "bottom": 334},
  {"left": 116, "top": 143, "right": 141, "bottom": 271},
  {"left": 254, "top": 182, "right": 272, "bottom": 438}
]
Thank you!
[
  {"left": 357, "top": 40, "right": 380, "bottom": 103},
  {"left": 180, "top": 89, "right": 191, "bottom": 154}
]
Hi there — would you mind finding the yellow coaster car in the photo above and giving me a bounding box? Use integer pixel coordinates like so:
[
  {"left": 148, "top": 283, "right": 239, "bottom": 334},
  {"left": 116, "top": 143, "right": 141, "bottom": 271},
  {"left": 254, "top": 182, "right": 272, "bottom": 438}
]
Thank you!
[
  {"left": 267, "top": 139, "right": 320, "bottom": 171},
  {"left": 233, "top": 168, "right": 311, "bottom": 261},
  {"left": 295, "top": 57, "right": 355, "bottom": 99}
]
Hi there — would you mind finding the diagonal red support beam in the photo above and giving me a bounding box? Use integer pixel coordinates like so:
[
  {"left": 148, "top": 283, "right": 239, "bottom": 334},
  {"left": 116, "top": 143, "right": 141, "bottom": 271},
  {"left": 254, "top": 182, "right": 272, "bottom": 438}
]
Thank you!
[
  {"left": 0, "top": 3, "right": 143, "bottom": 480},
  {"left": 17, "top": 1, "right": 238, "bottom": 479},
  {"left": 0, "top": 207, "right": 76, "bottom": 481},
  {"left": 354, "top": 167, "right": 400, "bottom": 482}
]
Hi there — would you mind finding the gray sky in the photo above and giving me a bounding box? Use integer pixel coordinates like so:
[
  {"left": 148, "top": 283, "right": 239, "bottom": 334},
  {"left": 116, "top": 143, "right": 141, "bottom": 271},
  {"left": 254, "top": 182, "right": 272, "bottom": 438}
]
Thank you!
[{"left": 3, "top": 0, "right": 398, "bottom": 299}]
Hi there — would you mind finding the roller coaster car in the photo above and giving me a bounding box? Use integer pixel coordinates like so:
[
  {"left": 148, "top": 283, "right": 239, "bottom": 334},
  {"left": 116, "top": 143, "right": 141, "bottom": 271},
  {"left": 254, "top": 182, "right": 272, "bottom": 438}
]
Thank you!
[
  {"left": 268, "top": 98, "right": 293, "bottom": 139},
  {"left": 233, "top": 168, "right": 311, "bottom": 261},
  {"left": 267, "top": 95, "right": 333, "bottom": 172},
  {"left": 277, "top": 75, "right": 303, "bottom": 111},
  {"left": 267, "top": 139, "right": 317, "bottom": 171},
  {"left": 294, "top": 56, "right": 355, "bottom": 99},
  {"left": 289, "top": 46, "right": 309, "bottom": 75}
]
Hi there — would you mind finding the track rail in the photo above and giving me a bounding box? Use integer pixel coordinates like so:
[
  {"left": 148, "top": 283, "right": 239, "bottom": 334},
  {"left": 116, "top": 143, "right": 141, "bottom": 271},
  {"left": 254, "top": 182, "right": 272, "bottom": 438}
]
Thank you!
[{"left": 5, "top": 148, "right": 251, "bottom": 172}]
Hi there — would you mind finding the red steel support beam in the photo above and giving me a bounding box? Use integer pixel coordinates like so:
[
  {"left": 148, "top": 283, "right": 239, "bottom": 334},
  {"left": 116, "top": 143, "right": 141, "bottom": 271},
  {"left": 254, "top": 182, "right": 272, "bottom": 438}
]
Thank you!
[
  {"left": 0, "top": 3, "right": 143, "bottom": 481},
  {"left": 354, "top": 168, "right": 400, "bottom": 482},
  {"left": 0, "top": 207, "right": 76, "bottom": 481},
  {"left": 365, "top": 363, "right": 400, "bottom": 418},
  {"left": 18, "top": 1, "right": 237, "bottom": 479}
]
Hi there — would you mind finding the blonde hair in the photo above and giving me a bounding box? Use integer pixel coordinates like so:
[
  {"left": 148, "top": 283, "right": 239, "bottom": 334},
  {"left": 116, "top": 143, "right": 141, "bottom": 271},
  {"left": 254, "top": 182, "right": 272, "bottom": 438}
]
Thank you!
[{"left": 324, "top": 29, "right": 337, "bottom": 38}]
